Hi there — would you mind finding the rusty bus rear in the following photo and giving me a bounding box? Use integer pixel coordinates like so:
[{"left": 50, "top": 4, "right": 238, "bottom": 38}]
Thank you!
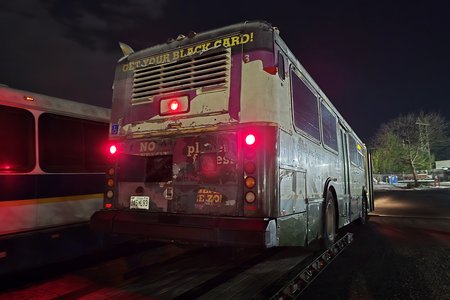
[{"left": 91, "top": 21, "right": 373, "bottom": 248}]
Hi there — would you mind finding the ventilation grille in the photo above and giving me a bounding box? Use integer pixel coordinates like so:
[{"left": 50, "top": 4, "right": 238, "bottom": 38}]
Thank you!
[{"left": 131, "top": 48, "right": 230, "bottom": 104}]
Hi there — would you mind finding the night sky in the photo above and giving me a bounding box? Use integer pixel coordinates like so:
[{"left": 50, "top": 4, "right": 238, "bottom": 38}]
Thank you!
[{"left": 1, "top": 0, "right": 449, "bottom": 143}]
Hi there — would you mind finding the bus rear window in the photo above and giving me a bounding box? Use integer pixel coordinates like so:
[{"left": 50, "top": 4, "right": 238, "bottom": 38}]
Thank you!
[
  {"left": 118, "top": 154, "right": 173, "bottom": 183},
  {"left": 0, "top": 105, "right": 35, "bottom": 172}
]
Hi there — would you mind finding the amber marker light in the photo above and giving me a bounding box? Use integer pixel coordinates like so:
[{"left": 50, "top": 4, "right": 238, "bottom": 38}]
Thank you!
[
  {"left": 107, "top": 179, "right": 114, "bottom": 187},
  {"left": 245, "top": 176, "right": 256, "bottom": 189}
]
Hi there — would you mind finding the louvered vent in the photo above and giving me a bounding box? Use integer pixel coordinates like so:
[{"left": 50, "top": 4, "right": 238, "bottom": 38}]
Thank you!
[{"left": 131, "top": 48, "right": 230, "bottom": 104}]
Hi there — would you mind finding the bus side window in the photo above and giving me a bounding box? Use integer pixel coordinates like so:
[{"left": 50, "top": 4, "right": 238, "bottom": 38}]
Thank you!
[
  {"left": 39, "top": 113, "right": 108, "bottom": 173},
  {"left": 0, "top": 105, "right": 35, "bottom": 172},
  {"left": 321, "top": 102, "right": 338, "bottom": 152},
  {"left": 348, "top": 135, "right": 364, "bottom": 168},
  {"left": 291, "top": 72, "right": 320, "bottom": 141},
  {"left": 278, "top": 51, "right": 285, "bottom": 80}
]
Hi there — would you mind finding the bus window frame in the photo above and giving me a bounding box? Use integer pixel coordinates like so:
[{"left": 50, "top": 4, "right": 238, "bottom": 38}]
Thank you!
[
  {"left": 38, "top": 112, "right": 108, "bottom": 173},
  {"left": 277, "top": 51, "right": 286, "bottom": 81},
  {"left": 320, "top": 100, "right": 339, "bottom": 155},
  {"left": 290, "top": 66, "right": 321, "bottom": 145},
  {"left": 0, "top": 105, "right": 36, "bottom": 173},
  {"left": 348, "top": 134, "right": 365, "bottom": 170}
]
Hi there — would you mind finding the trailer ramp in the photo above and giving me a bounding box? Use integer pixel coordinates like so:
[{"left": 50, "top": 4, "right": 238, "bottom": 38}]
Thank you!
[{"left": 268, "top": 232, "right": 353, "bottom": 299}]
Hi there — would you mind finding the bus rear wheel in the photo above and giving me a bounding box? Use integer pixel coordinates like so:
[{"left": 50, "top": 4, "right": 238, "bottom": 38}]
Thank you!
[{"left": 322, "top": 190, "right": 337, "bottom": 249}]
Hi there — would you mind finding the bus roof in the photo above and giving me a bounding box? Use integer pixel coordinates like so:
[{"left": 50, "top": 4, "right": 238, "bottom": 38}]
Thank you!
[
  {"left": 120, "top": 20, "right": 274, "bottom": 61},
  {"left": 0, "top": 86, "right": 111, "bottom": 122},
  {"left": 116, "top": 20, "right": 365, "bottom": 146}
]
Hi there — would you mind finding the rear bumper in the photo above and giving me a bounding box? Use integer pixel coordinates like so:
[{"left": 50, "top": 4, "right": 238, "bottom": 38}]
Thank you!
[{"left": 90, "top": 210, "right": 277, "bottom": 248}]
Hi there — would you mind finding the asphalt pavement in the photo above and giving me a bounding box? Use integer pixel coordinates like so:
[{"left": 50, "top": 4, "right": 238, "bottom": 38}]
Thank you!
[
  {"left": 1, "top": 186, "right": 449, "bottom": 299},
  {"left": 302, "top": 187, "right": 450, "bottom": 299}
]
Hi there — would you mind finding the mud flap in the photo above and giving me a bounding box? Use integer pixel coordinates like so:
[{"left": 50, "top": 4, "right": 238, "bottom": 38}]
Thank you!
[{"left": 266, "top": 219, "right": 278, "bottom": 248}]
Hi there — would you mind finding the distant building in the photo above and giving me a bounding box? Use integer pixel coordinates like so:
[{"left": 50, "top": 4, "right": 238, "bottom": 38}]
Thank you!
[
  {"left": 435, "top": 160, "right": 450, "bottom": 169},
  {"left": 432, "top": 160, "right": 450, "bottom": 181}
]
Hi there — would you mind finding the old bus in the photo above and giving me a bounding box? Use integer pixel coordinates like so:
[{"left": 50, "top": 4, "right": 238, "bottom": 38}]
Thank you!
[{"left": 91, "top": 21, "right": 373, "bottom": 248}]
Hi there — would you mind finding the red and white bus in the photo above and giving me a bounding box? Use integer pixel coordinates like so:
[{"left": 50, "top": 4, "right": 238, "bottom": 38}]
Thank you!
[{"left": 91, "top": 20, "right": 373, "bottom": 248}]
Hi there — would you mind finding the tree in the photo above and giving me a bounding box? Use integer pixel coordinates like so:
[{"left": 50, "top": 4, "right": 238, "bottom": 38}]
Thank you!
[{"left": 371, "top": 111, "right": 449, "bottom": 186}]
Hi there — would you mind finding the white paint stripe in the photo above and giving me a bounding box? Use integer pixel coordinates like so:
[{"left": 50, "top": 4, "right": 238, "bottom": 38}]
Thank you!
[{"left": 369, "top": 213, "right": 450, "bottom": 220}]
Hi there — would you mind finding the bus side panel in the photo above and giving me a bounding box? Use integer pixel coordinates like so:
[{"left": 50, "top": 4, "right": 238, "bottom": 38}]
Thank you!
[
  {"left": 36, "top": 195, "right": 103, "bottom": 227},
  {"left": 277, "top": 214, "right": 307, "bottom": 246},
  {"left": 347, "top": 137, "right": 366, "bottom": 222},
  {"left": 277, "top": 130, "right": 310, "bottom": 246},
  {"left": 0, "top": 175, "right": 37, "bottom": 234},
  {"left": 0, "top": 203, "right": 37, "bottom": 235},
  {"left": 278, "top": 165, "right": 308, "bottom": 246},
  {"left": 278, "top": 129, "right": 345, "bottom": 245}
]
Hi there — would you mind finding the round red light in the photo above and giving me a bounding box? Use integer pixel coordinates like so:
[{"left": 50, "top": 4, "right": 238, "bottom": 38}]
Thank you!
[
  {"left": 169, "top": 100, "right": 179, "bottom": 111},
  {"left": 245, "top": 134, "right": 256, "bottom": 146},
  {"left": 244, "top": 161, "right": 256, "bottom": 174},
  {"left": 109, "top": 145, "right": 117, "bottom": 155},
  {"left": 108, "top": 167, "right": 115, "bottom": 176}
]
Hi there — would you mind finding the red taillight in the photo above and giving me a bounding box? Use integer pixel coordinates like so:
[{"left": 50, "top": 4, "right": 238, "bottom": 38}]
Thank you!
[
  {"left": 169, "top": 100, "right": 179, "bottom": 111},
  {"left": 245, "top": 134, "right": 256, "bottom": 146},
  {"left": 107, "top": 167, "right": 115, "bottom": 176},
  {"left": 107, "top": 145, "right": 119, "bottom": 163},
  {"left": 243, "top": 132, "right": 257, "bottom": 208},
  {"left": 160, "top": 96, "right": 189, "bottom": 115},
  {"left": 263, "top": 66, "right": 278, "bottom": 75},
  {"left": 1, "top": 164, "right": 11, "bottom": 170},
  {"left": 244, "top": 161, "right": 256, "bottom": 174},
  {"left": 109, "top": 145, "right": 117, "bottom": 155}
]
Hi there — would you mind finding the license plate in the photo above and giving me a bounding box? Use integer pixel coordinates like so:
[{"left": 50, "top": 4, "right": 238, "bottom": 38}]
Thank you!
[{"left": 130, "top": 196, "right": 150, "bottom": 209}]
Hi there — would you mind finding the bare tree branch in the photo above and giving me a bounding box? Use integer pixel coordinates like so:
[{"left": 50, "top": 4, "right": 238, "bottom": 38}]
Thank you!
[{"left": 371, "top": 111, "right": 449, "bottom": 186}]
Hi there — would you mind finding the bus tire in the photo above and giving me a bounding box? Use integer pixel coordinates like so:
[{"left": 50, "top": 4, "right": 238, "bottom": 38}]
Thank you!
[{"left": 322, "top": 190, "right": 337, "bottom": 248}]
